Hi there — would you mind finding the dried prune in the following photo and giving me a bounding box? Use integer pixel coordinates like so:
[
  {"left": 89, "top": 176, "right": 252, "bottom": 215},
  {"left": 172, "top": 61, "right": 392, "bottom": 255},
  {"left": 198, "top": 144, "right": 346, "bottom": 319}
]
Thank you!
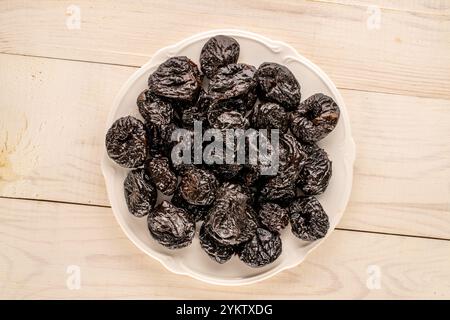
[
  {"left": 146, "top": 155, "right": 178, "bottom": 196},
  {"left": 291, "top": 93, "right": 340, "bottom": 143},
  {"left": 200, "top": 35, "right": 240, "bottom": 79},
  {"left": 210, "top": 111, "right": 250, "bottom": 129},
  {"left": 199, "top": 223, "right": 234, "bottom": 264},
  {"left": 250, "top": 102, "right": 288, "bottom": 133},
  {"left": 255, "top": 62, "right": 301, "bottom": 110},
  {"left": 259, "top": 176, "right": 297, "bottom": 205},
  {"left": 137, "top": 90, "right": 174, "bottom": 126},
  {"left": 258, "top": 202, "right": 289, "bottom": 233},
  {"left": 260, "top": 134, "right": 307, "bottom": 204},
  {"left": 147, "top": 200, "right": 195, "bottom": 249},
  {"left": 211, "top": 163, "right": 243, "bottom": 181},
  {"left": 298, "top": 144, "right": 332, "bottom": 195},
  {"left": 148, "top": 56, "right": 202, "bottom": 102},
  {"left": 289, "top": 196, "right": 329, "bottom": 241},
  {"left": 237, "top": 165, "right": 260, "bottom": 187},
  {"left": 146, "top": 122, "right": 178, "bottom": 157},
  {"left": 208, "top": 63, "right": 257, "bottom": 108},
  {"left": 179, "top": 167, "right": 218, "bottom": 206},
  {"left": 180, "top": 89, "right": 211, "bottom": 129},
  {"left": 171, "top": 189, "right": 210, "bottom": 222},
  {"left": 259, "top": 133, "right": 307, "bottom": 204},
  {"left": 238, "top": 227, "right": 282, "bottom": 268},
  {"left": 124, "top": 168, "right": 157, "bottom": 217},
  {"left": 204, "top": 183, "right": 257, "bottom": 246},
  {"left": 278, "top": 133, "right": 307, "bottom": 174},
  {"left": 105, "top": 116, "right": 148, "bottom": 168}
]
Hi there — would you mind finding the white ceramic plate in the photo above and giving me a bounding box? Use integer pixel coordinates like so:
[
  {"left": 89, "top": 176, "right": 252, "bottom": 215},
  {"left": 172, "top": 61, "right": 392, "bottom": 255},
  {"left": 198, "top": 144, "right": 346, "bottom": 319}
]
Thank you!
[{"left": 101, "top": 29, "right": 356, "bottom": 286}]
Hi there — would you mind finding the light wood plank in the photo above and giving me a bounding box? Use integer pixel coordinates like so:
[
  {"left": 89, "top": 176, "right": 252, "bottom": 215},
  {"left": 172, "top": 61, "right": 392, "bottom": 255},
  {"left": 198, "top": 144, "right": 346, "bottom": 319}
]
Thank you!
[
  {"left": 314, "top": 0, "right": 450, "bottom": 15},
  {"left": 0, "top": 197, "right": 449, "bottom": 299},
  {"left": 0, "top": 0, "right": 449, "bottom": 98},
  {"left": 1, "top": 53, "right": 450, "bottom": 239}
]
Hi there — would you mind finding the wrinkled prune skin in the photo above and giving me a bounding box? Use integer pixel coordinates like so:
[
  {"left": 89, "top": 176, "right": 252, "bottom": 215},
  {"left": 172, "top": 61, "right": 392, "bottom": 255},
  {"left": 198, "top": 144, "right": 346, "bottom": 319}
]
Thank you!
[
  {"left": 137, "top": 90, "right": 174, "bottom": 126},
  {"left": 179, "top": 167, "right": 218, "bottom": 206},
  {"left": 148, "top": 56, "right": 202, "bottom": 102},
  {"left": 278, "top": 133, "right": 307, "bottom": 174},
  {"left": 208, "top": 63, "right": 257, "bottom": 104},
  {"left": 250, "top": 102, "right": 288, "bottom": 133},
  {"left": 259, "top": 176, "right": 297, "bottom": 206},
  {"left": 204, "top": 183, "right": 258, "bottom": 246},
  {"left": 206, "top": 89, "right": 257, "bottom": 125},
  {"left": 124, "top": 169, "right": 157, "bottom": 217},
  {"left": 210, "top": 111, "right": 250, "bottom": 129},
  {"left": 200, "top": 35, "right": 240, "bottom": 79},
  {"left": 145, "top": 123, "right": 178, "bottom": 157},
  {"left": 106, "top": 116, "right": 148, "bottom": 168},
  {"left": 298, "top": 144, "right": 332, "bottom": 195},
  {"left": 289, "top": 196, "right": 329, "bottom": 241},
  {"left": 146, "top": 155, "right": 178, "bottom": 196},
  {"left": 171, "top": 189, "right": 210, "bottom": 222},
  {"left": 255, "top": 62, "right": 301, "bottom": 110},
  {"left": 291, "top": 93, "right": 340, "bottom": 143},
  {"left": 180, "top": 89, "right": 211, "bottom": 129},
  {"left": 147, "top": 200, "right": 195, "bottom": 249},
  {"left": 211, "top": 163, "right": 242, "bottom": 181},
  {"left": 259, "top": 134, "right": 307, "bottom": 204},
  {"left": 238, "top": 228, "right": 282, "bottom": 268},
  {"left": 258, "top": 202, "right": 289, "bottom": 233},
  {"left": 199, "top": 224, "right": 234, "bottom": 264}
]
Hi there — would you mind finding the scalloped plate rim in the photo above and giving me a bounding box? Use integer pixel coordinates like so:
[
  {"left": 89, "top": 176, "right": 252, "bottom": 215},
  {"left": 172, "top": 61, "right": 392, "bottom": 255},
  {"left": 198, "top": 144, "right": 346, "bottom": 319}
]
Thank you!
[{"left": 101, "top": 29, "right": 356, "bottom": 286}]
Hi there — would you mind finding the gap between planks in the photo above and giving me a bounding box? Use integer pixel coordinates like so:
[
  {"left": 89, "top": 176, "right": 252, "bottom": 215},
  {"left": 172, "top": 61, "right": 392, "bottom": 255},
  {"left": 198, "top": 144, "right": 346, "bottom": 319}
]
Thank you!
[{"left": 2, "top": 195, "right": 449, "bottom": 243}]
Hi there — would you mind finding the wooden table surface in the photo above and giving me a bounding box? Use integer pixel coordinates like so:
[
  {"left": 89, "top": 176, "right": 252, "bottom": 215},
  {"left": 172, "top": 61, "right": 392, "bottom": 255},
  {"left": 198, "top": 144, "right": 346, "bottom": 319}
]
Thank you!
[{"left": 1, "top": 0, "right": 450, "bottom": 299}]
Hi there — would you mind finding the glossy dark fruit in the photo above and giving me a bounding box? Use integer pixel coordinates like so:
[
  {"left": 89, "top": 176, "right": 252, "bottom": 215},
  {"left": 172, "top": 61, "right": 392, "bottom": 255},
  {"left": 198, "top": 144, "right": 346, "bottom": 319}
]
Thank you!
[
  {"left": 259, "top": 175, "right": 297, "bottom": 205},
  {"left": 199, "top": 223, "right": 235, "bottom": 264},
  {"left": 179, "top": 167, "right": 219, "bottom": 206},
  {"left": 137, "top": 91, "right": 174, "bottom": 126},
  {"left": 148, "top": 56, "right": 202, "bottom": 102},
  {"left": 258, "top": 202, "right": 289, "bottom": 233},
  {"left": 237, "top": 165, "right": 260, "bottom": 187},
  {"left": 181, "top": 89, "right": 211, "bottom": 129},
  {"left": 210, "top": 111, "right": 250, "bottom": 129},
  {"left": 298, "top": 144, "right": 332, "bottom": 195},
  {"left": 206, "top": 88, "right": 257, "bottom": 125},
  {"left": 146, "top": 155, "right": 178, "bottom": 196},
  {"left": 200, "top": 35, "right": 240, "bottom": 79},
  {"left": 171, "top": 189, "right": 210, "bottom": 222},
  {"left": 124, "top": 168, "right": 157, "bottom": 217},
  {"left": 145, "top": 122, "right": 178, "bottom": 157},
  {"left": 278, "top": 133, "right": 307, "bottom": 175},
  {"left": 291, "top": 93, "right": 340, "bottom": 143},
  {"left": 147, "top": 200, "right": 195, "bottom": 249},
  {"left": 211, "top": 163, "right": 243, "bottom": 181},
  {"left": 289, "top": 196, "right": 329, "bottom": 241},
  {"left": 238, "top": 228, "right": 282, "bottom": 268},
  {"left": 208, "top": 63, "right": 257, "bottom": 103},
  {"left": 255, "top": 62, "right": 301, "bottom": 110},
  {"left": 250, "top": 102, "right": 288, "bottom": 133},
  {"left": 105, "top": 116, "right": 148, "bottom": 168},
  {"left": 204, "top": 183, "right": 258, "bottom": 246},
  {"left": 258, "top": 134, "right": 307, "bottom": 205}
]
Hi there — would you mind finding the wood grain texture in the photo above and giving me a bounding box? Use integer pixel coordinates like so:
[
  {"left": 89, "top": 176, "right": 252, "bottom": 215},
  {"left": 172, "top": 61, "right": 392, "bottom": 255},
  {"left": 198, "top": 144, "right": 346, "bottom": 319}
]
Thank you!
[
  {"left": 1, "top": 53, "right": 449, "bottom": 239},
  {"left": 0, "top": 0, "right": 449, "bottom": 99},
  {"left": 0, "top": 197, "right": 449, "bottom": 299},
  {"left": 315, "top": 0, "right": 450, "bottom": 15}
]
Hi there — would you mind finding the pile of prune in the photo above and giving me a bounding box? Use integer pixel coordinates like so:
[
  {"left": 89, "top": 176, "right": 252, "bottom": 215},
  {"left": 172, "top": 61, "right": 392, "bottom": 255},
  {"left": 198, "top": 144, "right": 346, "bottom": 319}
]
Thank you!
[{"left": 105, "top": 35, "right": 340, "bottom": 268}]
